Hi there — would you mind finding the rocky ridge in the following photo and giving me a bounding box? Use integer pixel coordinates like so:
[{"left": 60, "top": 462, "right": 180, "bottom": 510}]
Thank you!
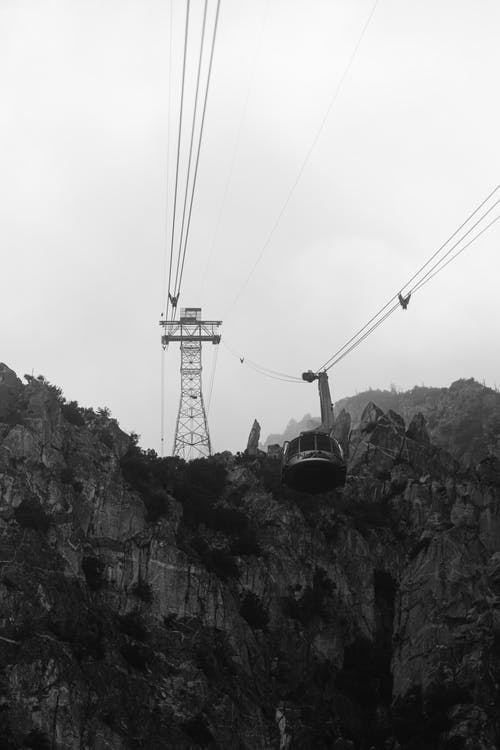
[
  {"left": 266, "top": 378, "right": 500, "bottom": 466},
  {"left": 0, "top": 365, "right": 498, "bottom": 748}
]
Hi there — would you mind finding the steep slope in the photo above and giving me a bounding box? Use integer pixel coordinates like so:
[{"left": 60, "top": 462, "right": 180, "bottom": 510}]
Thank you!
[{"left": 0, "top": 364, "right": 499, "bottom": 749}]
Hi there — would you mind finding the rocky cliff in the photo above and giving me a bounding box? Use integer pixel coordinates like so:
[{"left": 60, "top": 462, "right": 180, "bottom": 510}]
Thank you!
[
  {"left": 266, "top": 378, "right": 500, "bottom": 466},
  {"left": 0, "top": 365, "right": 499, "bottom": 749},
  {"left": 334, "top": 379, "right": 500, "bottom": 466}
]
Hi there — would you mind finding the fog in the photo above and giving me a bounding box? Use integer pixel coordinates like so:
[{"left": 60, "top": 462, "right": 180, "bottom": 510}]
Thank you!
[{"left": 1, "top": 0, "right": 499, "bottom": 454}]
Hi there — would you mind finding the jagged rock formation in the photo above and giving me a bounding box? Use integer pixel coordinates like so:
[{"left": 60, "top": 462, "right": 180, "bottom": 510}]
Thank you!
[
  {"left": 267, "top": 378, "right": 500, "bottom": 466},
  {"left": 335, "top": 378, "right": 500, "bottom": 465},
  {"left": 333, "top": 408, "right": 351, "bottom": 458},
  {"left": 0, "top": 368, "right": 499, "bottom": 748},
  {"left": 246, "top": 419, "right": 261, "bottom": 456}
]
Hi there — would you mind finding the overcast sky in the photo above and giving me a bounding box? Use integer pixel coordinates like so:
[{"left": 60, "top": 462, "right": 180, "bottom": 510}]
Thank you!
[{"left": 1, "top": 0, "right": 499, "bottom": 455}]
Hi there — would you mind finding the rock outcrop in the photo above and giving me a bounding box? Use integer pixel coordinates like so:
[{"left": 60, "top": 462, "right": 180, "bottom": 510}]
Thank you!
[
  {"left": 246, "top": 419, "right": 261, "bottom": 456},
  {"left": 335, "top": 378, "right": 500, "bottom": 465},
  {"left": 0, "top": 370, "right": 498, "bottom": 748}
]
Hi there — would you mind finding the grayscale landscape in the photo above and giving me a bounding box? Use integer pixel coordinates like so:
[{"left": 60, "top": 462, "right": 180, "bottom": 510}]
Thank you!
[{"left": 0, "top": 1, "right": 499, "bottom": 748}]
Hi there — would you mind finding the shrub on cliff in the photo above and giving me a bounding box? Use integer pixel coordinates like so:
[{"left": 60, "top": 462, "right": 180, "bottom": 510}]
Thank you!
[
  {"left": 211, "top": 548, "right": 239, "bottom": 580},
  {"left": 181, "top": 714, "right": 214, "bottom": 747},
  {"left": 118, "top": 610, "right": 150, "bottom": 670},
  {"left": 98, "top": 429, "right": 114, "bottom": 449},
  {"left": 1, "top": 390, "right": 27, "bottom": 427},
  {"left": 185, "top": 458, "right": 226, "bottom": 496},
  {"left": 259, "top": 458, "right": 284, "bottom": 499},
  {"left": 230, "top": 525, "right": 260, "bottom": 556},
  {"left": 14, "top": 498, "right": 49, "bottom": 533},
  {"left": 240, "top": 591, "right": 269, "bottom": 629},
  {"left": 118, "top": 609, "right": 148, "bottom": 642},
  {"left": 60, "top": 467, "right": 75, "bottom": 484},
  {"left": 336, "top": 636, "right": 389, "bottom": 705},
  {"left": 121, "top": 448, "right": 237, "bottom": 529},
  {"left": 349, "top": 498, "right": 391, "bottom": 533},
  {"left": 191, "top": 537, "right": 239, "bottom": 581},
  {"left": 178, "top": 463, "right": 262, "bottom": 556},
  {"left": 82, "top": 556, "right": 105, "bottom": 590},
  {"left": 0, "top": 716, "right": 16, "bottom": 749},
  {"left": 131, "top": 580, "right": 154, "bottom": 604},
  {"left": 49, "top": 607, "right": 108, "bottom": 663},
  {"left": 176, "top": 458, "right": 228, "bottom": 527},
  {"left": 22, "top": 730, "right": 51, "bottom": 750},
  {"left": 392, "top": 683, "right": 472, "bottom": 748},
  {"left": 120, "top": 447, "right": 185, "bottom": 521},
  {"left": 61, "top": 400, "right": 85, "bottom": 427},
  {"left": 72, "top": 613, "right": 107, "bottom": 662},
  {"left": 120, "top": 642, "right": 149, "bottom": 671},
  {"left": 284, "top": 567, "right": 336, "bottom": 624},
  {"left": 60, "top": 466, "right": 83, "bottom": 493},
  {"left": 120, "top": 448, "right": 261, "bottom": 556}
]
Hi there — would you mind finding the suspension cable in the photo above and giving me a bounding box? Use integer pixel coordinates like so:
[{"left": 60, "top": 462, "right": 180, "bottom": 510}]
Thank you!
[
  {"left": 412, "top": 213, "right": 500, "bottom": 296},
  {"left": 174, "top": 0, "right": 221, "bottom": 304},
  {"left": 161, "top": 0, "right": 174, "bottom": 316},
  {"left": 206, "top": 344, "right": 220, "bottom": 414},
  {"left": 217, "top": 187, "right": 500, "bottom": 386},
  {"left": 321, "top": 206, "right": 500, "bottom": 372},
  {"left": 165, "top": 0, "right": 190, "bottom": 323},
  {"left": 406, "top": 197, "right": 500, "bottom": 295},
  {"left": 323, "top": 302, "right": 400, "bottom": 371},
  {"left": 172, "top": 0, "right": 209, "bottom": 300},
  {"left": 404, "top": 185, "right": 500, "bottom": 295},
  {"left": 245, "top": 361, "right": 306, "bottom": 384},
  {"left": 245, "top": 358, "right": 304, "bottom": 382},
  {"left": 316, "top": 185, "right": 500, "bottom": 372},
  {"left": 236, "top": 199, "right": 500, "bottom": 380},
  {"left": 222, "top": 339, "right": 304, "bottom": 383}
]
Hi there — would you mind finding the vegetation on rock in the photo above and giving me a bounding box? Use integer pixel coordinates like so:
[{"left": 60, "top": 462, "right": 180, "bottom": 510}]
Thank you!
[{"left": 239, "top": 590, "right": 269, "bottom": 629}]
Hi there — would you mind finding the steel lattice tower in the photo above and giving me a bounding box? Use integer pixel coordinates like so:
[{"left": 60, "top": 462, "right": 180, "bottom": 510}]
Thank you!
[{"left": 160, "top": 307, "right": 221, "bottom": 459}]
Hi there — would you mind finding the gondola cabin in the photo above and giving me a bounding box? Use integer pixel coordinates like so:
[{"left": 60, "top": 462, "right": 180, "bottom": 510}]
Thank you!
[{"left": 282, "top": 430, "right": 346, "bottom": 493}]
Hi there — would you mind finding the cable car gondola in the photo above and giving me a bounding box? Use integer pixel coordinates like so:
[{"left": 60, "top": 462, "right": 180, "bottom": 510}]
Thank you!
[{"left": 281, "top": 370, "right": 346, "bottom": 493}]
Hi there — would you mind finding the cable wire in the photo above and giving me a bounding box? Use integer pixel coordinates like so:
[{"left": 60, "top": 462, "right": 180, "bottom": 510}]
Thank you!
[
  {"left": 172, "top": 0, "right": 209, "bottom": 300},
  {"left": 316, "top": 185, "right": 500, "bottom": 372},
  {"left": 406, "top": 197, "right": 500, "bottom": 295},
  {"left": 174, "top": 0, "right": 221, "bottom": 304},
  {"left": 412, "top": 213, "right": 500, "bottom": 296},
  {"left": 245, "top": 358, "right": 304, "bottom": 382},
  {"left": 206, "top": 344, "right": 220, "bottom": 414},
  {"left": 322, "top": 204, "right": 500, "bottom": 372},
  {"left": 218, "top": 205, "right": 500, "bottom": 386},
  {"left": 403, "top": 185, "right": 500, "bottom": 296},
  {"left": 245, "top": 361, "right": 306, "bottom": 383},
  {"left": 166, "top": 0, "right": 190, "bottom": 322},
  {"left": 324, "top": 302, "right": 400, "bottom": 371},
  {"left": 161, "top": 0, "right": 174, "bottom": 315},
  {"left": 222, "top": 339, "right": 304, "bottom": 382},
  {"left": 224, "top": 0, "right": 379, "bottom": 317}
]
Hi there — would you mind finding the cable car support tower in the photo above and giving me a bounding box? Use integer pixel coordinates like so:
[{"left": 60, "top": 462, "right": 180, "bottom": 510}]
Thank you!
[{"left": 161, "top": 308, "right": 221, "bottom": 459}]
